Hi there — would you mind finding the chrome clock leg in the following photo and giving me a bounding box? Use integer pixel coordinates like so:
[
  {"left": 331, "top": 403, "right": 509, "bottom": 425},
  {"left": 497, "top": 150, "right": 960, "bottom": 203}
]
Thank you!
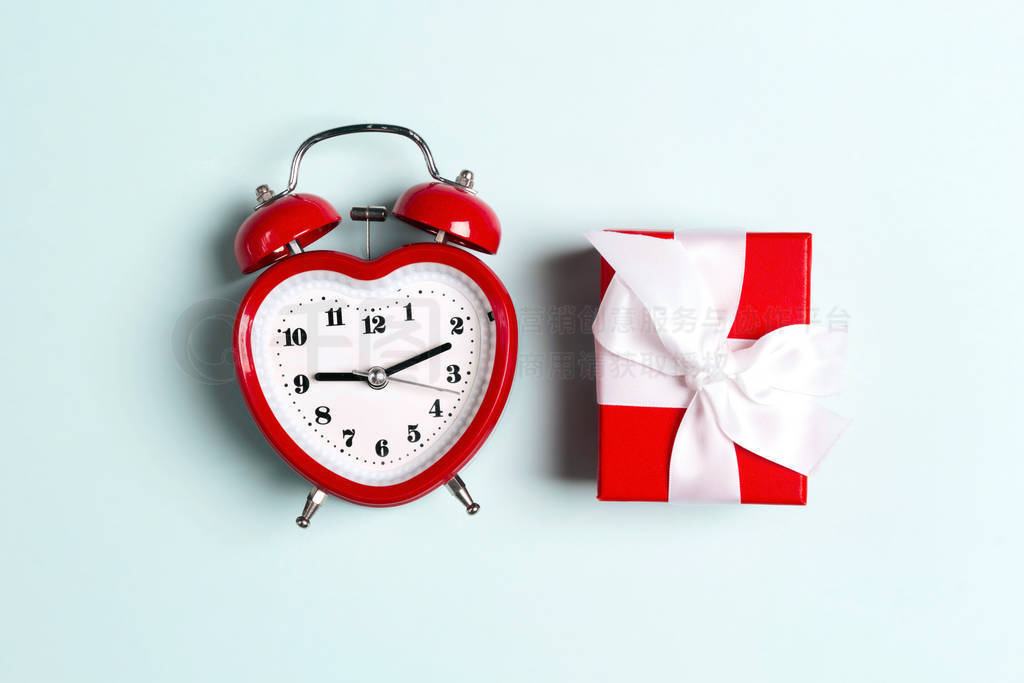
[
  {"left": 446, "top": 474, "right": 480, "bottom": 515},
  {"left": 296, "top": 487, "right": 326, "bottom": 528}
]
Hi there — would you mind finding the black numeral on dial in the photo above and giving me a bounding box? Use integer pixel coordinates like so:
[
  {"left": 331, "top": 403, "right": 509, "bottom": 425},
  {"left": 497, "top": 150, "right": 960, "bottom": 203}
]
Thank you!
[
  {"left": 446, "top": 364, "right": 461, "bottom": 383},
  {"left": 314, "top": 406, "right": 331, "bottom": 424},
  {"left": 429, "top": 399, "right": 442, "bottom": 417},
  {"left": 362, "top": 315, "right": 386, "bottom": 334},
  {"left": 450, "top": 316, "right": 464, "bottom": 335},
  {"left": 293, "top": 374, "right": 309, "bottom": 394},
  {"left": 375, "top": 439, "right": 389, "bottom": 457},
  {"left": 325, "top": 307, "right": 345, "bottom": 326},
  {"left": 407, "top": 424, "right": 421, "bottom": 443},
  {"left": 404, "top": 303, "right": 414, "bottom": 321},
  {"left": 342, "top": 428, "right": 355, "bottom": 447},
  {"left": 282, "top": 327, "right": 307, "bottom": 346}
]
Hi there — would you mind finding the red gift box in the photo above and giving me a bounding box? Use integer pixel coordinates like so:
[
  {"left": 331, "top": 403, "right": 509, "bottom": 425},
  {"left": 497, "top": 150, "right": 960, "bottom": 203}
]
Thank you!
[{"left": 597, "top": 231, "right": 813, "bottom": 504}]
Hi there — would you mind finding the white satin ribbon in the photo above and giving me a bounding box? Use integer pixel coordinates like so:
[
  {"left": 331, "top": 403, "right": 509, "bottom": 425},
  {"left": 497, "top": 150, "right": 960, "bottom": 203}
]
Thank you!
[{"left": 587, "top": 230, "right": 849, "bottom": 503}]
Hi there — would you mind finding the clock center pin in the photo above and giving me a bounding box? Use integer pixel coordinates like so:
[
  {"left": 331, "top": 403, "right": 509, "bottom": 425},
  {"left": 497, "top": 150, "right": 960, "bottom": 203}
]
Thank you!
[{"left": 366, "top": 366, "right": 389, "bottom": 389}]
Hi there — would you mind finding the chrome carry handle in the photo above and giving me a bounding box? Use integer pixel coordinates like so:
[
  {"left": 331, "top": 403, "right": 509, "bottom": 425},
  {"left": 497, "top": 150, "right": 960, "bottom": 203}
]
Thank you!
[{"left": 258, "top": 123, "right": 472, "bottom": 207}]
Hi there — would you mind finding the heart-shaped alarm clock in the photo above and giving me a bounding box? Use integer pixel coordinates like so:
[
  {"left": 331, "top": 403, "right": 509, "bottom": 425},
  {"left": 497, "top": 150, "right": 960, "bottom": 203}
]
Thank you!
[{"left": 232, "top": 124, "right": 517, "bottom": 528}]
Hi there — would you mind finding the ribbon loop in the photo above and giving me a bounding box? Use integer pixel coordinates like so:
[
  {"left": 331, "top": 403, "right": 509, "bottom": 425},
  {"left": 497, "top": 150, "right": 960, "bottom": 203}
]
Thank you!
[{"left": 587, "top": 230, "right": 849, "bottom": 503}]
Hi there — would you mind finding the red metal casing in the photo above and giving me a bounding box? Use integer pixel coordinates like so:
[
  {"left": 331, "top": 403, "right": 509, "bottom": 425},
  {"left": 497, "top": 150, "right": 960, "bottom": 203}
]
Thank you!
[
  {"left": 235, "top": 193, "right": 341, "bottom": 273},
  {"left": 233, "top": 245, "right": 518, "bottom": 506},
  {"left": 392, "top": 182, "right": 501, "bottom": 254}
]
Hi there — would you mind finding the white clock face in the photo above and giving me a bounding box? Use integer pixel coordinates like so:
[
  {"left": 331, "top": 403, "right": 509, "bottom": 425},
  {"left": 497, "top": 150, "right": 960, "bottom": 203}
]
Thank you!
[{"left": 250, "top": 263, "right": 496, "bottom": 486}]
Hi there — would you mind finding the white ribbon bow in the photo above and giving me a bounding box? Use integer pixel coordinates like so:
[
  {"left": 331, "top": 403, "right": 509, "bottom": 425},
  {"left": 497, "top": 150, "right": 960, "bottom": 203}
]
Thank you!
[{"left": 587, "top": 230, "right": 849, "bottom": 503}]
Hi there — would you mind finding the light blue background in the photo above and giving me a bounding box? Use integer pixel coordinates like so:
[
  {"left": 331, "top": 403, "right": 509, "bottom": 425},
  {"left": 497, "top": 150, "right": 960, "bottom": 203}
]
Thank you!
[{"left": 2, "top": 1, "right": 1021, "bottom": 681}]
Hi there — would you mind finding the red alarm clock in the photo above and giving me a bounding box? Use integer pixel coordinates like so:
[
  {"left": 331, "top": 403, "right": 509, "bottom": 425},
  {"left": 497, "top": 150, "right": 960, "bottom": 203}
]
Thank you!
[{"left": 232, "top": 124, "right": 517, "bottom": 528}]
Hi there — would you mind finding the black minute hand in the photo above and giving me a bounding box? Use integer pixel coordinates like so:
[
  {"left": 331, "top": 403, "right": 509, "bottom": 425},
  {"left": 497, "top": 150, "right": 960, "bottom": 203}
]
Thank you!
[
  {"left": 384, "top": 342, "right": 452, "bottom": 375},
  {"left": 313, "top": 371, "right": 364, "bottom": 381}
]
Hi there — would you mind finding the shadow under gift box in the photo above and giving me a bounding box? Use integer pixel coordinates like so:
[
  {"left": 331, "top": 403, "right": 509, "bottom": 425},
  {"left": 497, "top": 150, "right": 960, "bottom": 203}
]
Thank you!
[{"left": 597, "top": 231, "right": 812, "bottom": 504}]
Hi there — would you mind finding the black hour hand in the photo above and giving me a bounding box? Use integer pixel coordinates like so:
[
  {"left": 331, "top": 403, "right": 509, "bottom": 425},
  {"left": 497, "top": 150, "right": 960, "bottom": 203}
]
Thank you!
[{"left": 385, "top": 342, "right": 452, "bottom": 375}]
